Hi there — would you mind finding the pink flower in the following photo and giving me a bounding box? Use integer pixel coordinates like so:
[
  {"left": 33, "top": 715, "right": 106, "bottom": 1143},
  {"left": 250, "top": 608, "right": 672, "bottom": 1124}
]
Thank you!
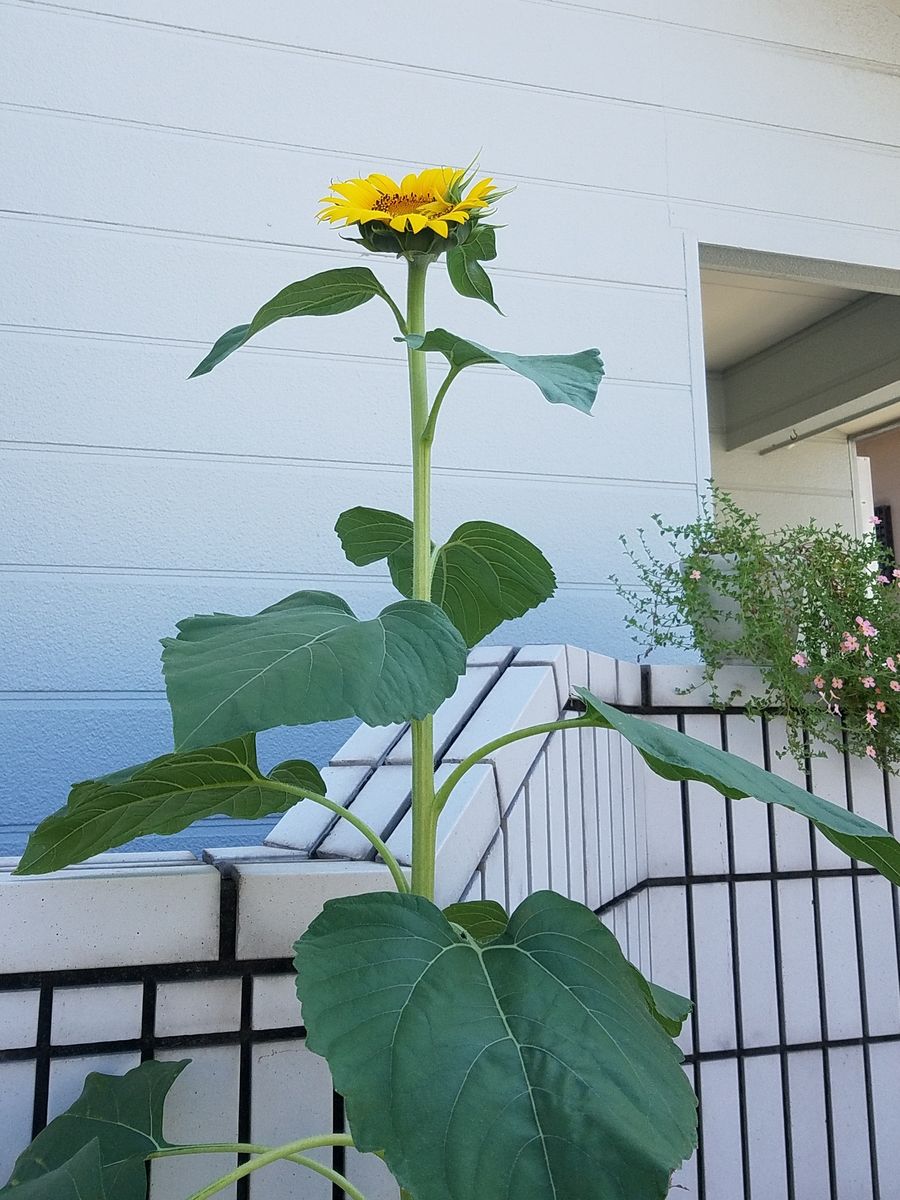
[
  {"left": 832, "top": 677, "right": 844, "bottom": 689},
  {"left": 813, "top": 675, "right": 825, "bottom": 689},
  {"left": 877, "top": 701, "right": 887, "bottom": 713},
  {"left": 865, "top": 644, "right": 874, "bottom": 659},
  {"left": 689, "top": 569, "right": 701, "bottom": 581},
  {"left": 877, "top": 575, "right": 890, "bottom": 584},
  {"left": 893, "top": 569, "right": 900, "bottom": 579},
  {"left": 866, "top": 710, "right": 878, "bottom": 728},
  {"left": 870, "top": 514, "right": 882, "bottom": 526},
  {"left": 856, "top": 617, "right": 878, "bottom": 638},
  {"left": 890, "top": 681, "right": 900, "bottom": 692},
  {"left": 792, "top": 652, "right": 809, "bottom": 668},
  {"left": 862, "top": 676, "right": 876, "bottom": 688},
  {"left": 888, "top": 657, "right": 897, "bottom": 672},
  {"left": 841, "top": 633, "right": 860, "bottom": 653},
  {"left": 866, "top": 745, "right": 878, "bottom": 759}
]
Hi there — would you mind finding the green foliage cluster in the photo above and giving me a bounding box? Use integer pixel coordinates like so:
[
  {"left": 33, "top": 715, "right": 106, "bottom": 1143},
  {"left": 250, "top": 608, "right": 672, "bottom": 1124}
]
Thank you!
[
  {"left": 6, "top": 176, "right": 900, "bottom": 1200},
  {"left": 618, "top": 487, "right": 900, "bottom": 771}
]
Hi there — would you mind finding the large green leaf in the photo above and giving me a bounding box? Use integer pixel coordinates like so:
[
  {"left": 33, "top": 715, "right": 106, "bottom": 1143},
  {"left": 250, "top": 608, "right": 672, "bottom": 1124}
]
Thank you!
[
  {"left": 402, "top": 327, "right": 605, "bottom": 414},
  {"left": 442, "top": 899, "right": 509, "bottom": 943},
  {"left": 15, "top": 738, "right": 324, "bottom": 875},
  {"left": 335, "top": 508, "right": 556, "bottom": 646},
  {"left": 0, "top": 1142, "right": 107, "bottom": 1200},
  {"left": 578, "top": 689, "right": 900, "bottom": 885},
  {"left": 162, "top": 590, "right": 467, "bottom": 750},
  {"left": 294, "top": 890, "right": 697, "bottom": 1200},
  {"left": 446, "top": 224, "right": 501, "bottom": 313},
  {"left": 1, "top": 1061, "right": 186, "bottom": 1198},
  {"left": 190, "top": 267, "right": 396, "bottom": 376}
]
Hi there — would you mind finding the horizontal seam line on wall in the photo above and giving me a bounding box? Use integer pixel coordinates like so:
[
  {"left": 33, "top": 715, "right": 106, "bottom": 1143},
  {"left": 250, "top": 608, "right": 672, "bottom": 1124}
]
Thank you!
[
  {"left": 0, "top": 327, "right": 690, "bottom": 390},
  {"left": 6, "top": 0, "right": 900, "bottom": 153},
  {"left": 5, "top": 104, "right": 899, "bottom": 239},
  {"left": 0, "top": 209, "right": 686, "bottom": 296},
  {"left": 517, "top": 0, "right": 900, "bottom": 77}
]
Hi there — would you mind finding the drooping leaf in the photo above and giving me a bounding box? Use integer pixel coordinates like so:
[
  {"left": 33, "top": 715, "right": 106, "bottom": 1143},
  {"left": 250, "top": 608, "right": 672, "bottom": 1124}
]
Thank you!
[
  {"left": 0, "top": 1142, "right": 107, "bottom": 1199},
  {"left": 446, "top": 224, "right": 501, "bottom": 312},
  {"left": 15, "top": 738, "right": 324, "bottom": 875},
  {"left": 190, "top": 268, "right": 397, "bottom": 376},
  {"left": 2, "top": 1061, "right": 186, "bottom": 1198},
  {"left": 443, "top": 899, "right": 509, "bottom": 943},
  {"left": 336, "top": 508, "right": 555, "bottom": 646},
  {"left": 402, "top": 327, "right": 604, "bottom": 414},
  {"left": 643, "top": 978, "right": 693, "bottom": 1037},
  {"left": 578, "top": 688, "right": 900, "bottom": 885},
  {"left": 295, "top": 891, "right": 697, "bottom": 1200},
  {"left": 162, "top": 590, "right": 467, "bottom": 750}
]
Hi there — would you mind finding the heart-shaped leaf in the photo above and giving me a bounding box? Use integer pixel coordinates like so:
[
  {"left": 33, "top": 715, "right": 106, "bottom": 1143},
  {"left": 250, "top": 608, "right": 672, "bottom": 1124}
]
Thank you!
[
  {"left": 578, "top": 688, "right": 900, "bottom": 885},
  {"left": 336, "top": 508, "right": 555, "bottom": 646},
  {"left": 295, "top": 890, "right": 697, "bottom": 1200},
  {"left": 162, "top": 590, "right": 467, "bottom": 750},
  {"left": 402, "top": 327, "right": 604, "bottom": 414},
  {"left": 447, "top": 224, "right": 501, "bottom": 312},
  {"left": 190, "top": 267, "right": 397, "bottom": 376},
  {"left": 2, "top": 1061, "right": 186, "bottom": 1198},
  {"left": 15, "top": 738, "right": 324, "bottom": 875},
  {"left": 0, "top": 1142, "right": 107, "bottom": 1200}
]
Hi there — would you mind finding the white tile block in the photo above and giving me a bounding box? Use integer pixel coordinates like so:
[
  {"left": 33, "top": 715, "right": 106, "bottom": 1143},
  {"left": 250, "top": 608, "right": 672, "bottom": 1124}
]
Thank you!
[
  {"left": 386, "top": 763, "right": 500, "bottom": 908},
  {"left": 250, "top": 1041, "right": 334, "bottom": 1200},
  {"left": 235, "top": 861, "right": 397, "bottom": 959},
  {"left": 203, "top": 846, "right": 307, "bottom": 866},
  {"left": 0, "top": 1062, "right": 36, "bottom": 1183},
  {"left": 0, "top": 861, "right": 220, "bottom": 970},
  {"left": 565, "top": 645, "right": 589, "bottom": 692},
  {"left": 691, "top": 883, "right": 736, "bottom": 1052},
  {"left": 648, "top": 663, "right": 763, "bottom": 706},
  {"left": 616, "top": 659, "right": 643, "bottom": 706},
  {"left": 513, "top": 645, "right": 569, "bottom": 710},
  {"left": 466, "top": 645, "right": 514, "bottom": 667},
  {"left": 315, "top": 765, "right": 410, "bottom": 861},
  {"left": 52, "top": 983, "right": 142, "bottom": 1045},
  {"left": 329, "top": 722, "right": 405, "bottom": 766},
  {"left": 586, "top": 651, "right": 618, "bottom": 702},
  {"left": 0, "top": 990, "right": 39, "bottom": 1051},
  {"left": 386, "top": 666, "right": 502, "bottom": 763},
  {"left": 444, "top": 665, "right": 559, "bottom": 812},
  {"left": 253, "top": 974, "right": 303, "bottom": 1031},
  {"left": 151, "top": 1047, "right": 240, "bottom": 1200},
  {"left": 155, "top": 979, "right": 242, "bottom": 1037},
  {"left": 787, "top": 1051, "right": 831, "bottom": 1200},
  {"left": 265, "top": 765, "right": 371, "bottom": 853}
]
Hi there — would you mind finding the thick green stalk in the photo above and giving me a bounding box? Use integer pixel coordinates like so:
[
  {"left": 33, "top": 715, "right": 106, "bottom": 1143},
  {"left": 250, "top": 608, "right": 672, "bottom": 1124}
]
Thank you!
[{"left": 406, "top": 257, "right": 437, "bottom": 900}]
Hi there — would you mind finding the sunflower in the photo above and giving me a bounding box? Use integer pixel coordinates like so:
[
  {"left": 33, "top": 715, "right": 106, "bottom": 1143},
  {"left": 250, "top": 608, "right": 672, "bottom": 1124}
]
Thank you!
[{"left": 318, "top": 167, "right": 498, "bottom": 239}]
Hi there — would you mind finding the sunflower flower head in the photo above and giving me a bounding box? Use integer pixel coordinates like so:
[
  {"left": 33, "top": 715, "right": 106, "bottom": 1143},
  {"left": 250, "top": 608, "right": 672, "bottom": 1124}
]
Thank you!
[{"left": 318, "top": 164, "right": 503, "bottom": 259}]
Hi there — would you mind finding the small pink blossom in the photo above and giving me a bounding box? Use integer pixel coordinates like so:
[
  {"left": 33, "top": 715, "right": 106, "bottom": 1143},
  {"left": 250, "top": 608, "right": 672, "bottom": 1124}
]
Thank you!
[
  {"left": 689, "top": 569, "right": 701, "bottom": 581},
  {"left": 791, "top": 652, "right": 809, "bottom": 668},
  {"left": 887, "top": 657, "right": 897, "bottom": 672},
  {"left": 866, "top": 710, "right": 878, "bottom": 728},
  {"left": 813, "top": 675, "right": 825, "bottom": 689},
  {"left": 841, "top": 633, "right": 860, "bottom": 653},
  {"left": 865, "top": 644, "right": 874, "bottom": 659},
  {"left": 862, "top": 676, "right": 877, "bottom": 688},
  {"left": 877, "top": 575, "right": 890, "bottom": 584},
  {"left": 832, "top": 677, "right": 844, "bottom": 689},
  {"left": 893, "top": 569, "right": 900, "bottom": 579},
  {"left": 856, "top": 616, "right": 878, "bottom": 638},
  {"left": 890, "top": 680, "right": 900, "bottom": 692},
  {"left": 877, "top": 701, "right": 887, "bottom": 713},
  {"left": 866, "top": 745, "right": 878, "bottom": 759},
  {"left": 870, "top": 514, "right": 882, "bottom": 526}
]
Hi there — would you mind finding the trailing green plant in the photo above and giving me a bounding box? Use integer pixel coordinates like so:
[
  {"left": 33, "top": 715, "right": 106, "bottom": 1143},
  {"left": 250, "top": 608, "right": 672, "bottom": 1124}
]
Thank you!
[
  {"left": 6, "top": 167, "right": 900, "bottom": 1200},
  {"left": 617, "top": 487, "right": 900, "bottom": 770}
]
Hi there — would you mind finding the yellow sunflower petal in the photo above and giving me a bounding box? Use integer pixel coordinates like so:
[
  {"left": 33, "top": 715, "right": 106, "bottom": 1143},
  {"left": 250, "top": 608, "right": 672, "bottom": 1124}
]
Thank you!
[
  {"left": 407, "top": 213, "right": 429, "bottom": 234},
  {"left": 428, "top": 218, "right": 450, "bottom": 238},
  {"left": 389, "top": 214, "right": 411, "bottom": 232},
  {"left": 367, "top": 173, "right": 401, "bottom": 194},
  {"left": 443, "top": 210, "right": 470, "bottom": 224}
]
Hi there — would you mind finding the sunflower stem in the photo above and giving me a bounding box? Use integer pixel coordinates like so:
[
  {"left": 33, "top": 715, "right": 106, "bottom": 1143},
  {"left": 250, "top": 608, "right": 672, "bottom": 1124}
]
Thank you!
[{"left": 406, "top": 257, "right": 438, "bottom": 902}]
